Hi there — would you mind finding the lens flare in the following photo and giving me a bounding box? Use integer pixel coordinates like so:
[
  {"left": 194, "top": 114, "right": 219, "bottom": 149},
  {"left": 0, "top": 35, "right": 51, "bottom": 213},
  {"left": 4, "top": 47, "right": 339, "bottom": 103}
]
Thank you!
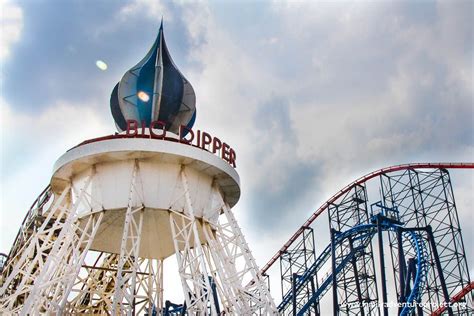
[
  {"left": 137, "top": 91, "right": 150, "bottom": 102},
  {"left": 96, "top": 60, "right": 108, "bottom": 71}
]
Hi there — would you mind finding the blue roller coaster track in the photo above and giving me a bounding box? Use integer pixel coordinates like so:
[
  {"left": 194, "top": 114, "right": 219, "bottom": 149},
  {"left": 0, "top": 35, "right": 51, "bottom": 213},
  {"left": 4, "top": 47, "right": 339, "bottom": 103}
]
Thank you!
[
  {"left": 278, "top": 210, "right": 429, "bottom": 316},
  {"left": 260, "top": 163, "right": 474, "bottom": 315}
]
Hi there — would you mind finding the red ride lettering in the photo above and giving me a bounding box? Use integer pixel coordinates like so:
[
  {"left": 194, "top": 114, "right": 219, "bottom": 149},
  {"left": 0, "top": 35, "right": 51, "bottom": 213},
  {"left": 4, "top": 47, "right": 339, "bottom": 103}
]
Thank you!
[
  {"left": 126, "top": 120, "right": 138, "bottom": 136},
  {"left": 149, "top": 120, "right": 167, "bottom": 139},
  {"left": 196, "top": 130, "right": 201, "bottom": 148},
  {"left": 229, "top": 148, "right": 236, "bottom": 168},
  {"left": 201, "top": 132, "right": 212, "bottom": 151},
  {"left": 212, "top": 137, "right": 222, "bottom": 154},
  {"left": 179, "top": 125, "right": 194, "bottom": 144},
  {"left": 141, "top": 120, "right": 146, "bottom": 135},
  {"left": 221, "top": 143, "right": 230, "bottom": 162}
]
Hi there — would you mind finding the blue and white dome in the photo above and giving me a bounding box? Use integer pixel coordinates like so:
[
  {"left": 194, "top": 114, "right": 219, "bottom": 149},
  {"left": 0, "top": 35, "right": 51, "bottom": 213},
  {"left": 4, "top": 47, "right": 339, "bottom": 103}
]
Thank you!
[{"left": 110, "top": 21, "right": 196, "bottom": 134}]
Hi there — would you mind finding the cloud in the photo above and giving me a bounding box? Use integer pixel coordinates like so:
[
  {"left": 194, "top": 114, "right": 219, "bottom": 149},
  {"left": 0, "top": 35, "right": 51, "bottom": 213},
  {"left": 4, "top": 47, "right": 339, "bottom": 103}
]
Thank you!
[
  {"left": 169, "top": 3, "right": 474, "bottom": 285},
  {"left": 0, "top": 97, "right": 111, "bottom": 177},
  {"left": 119, "top": 0, "right": 168, "bottom": 21},
  {"left": 0, "top": 0, "right": 23, "bottom": 62},
  {"left": 0, "top": 1, "right": 193, "bottom": 113},
  {"left": 183, "top": 0, "right": 472, "bottom": 220},
  {"left": 273, "top": 1, "right": 473, "bottom": 171},
  {"left": 0, "top": 97, "right": 110, "bottom": 248},
  {"left": 244, "top": 95, "right": 321, "bottom": 228},
  {"left": 0, "top": 1, "right": 472, "bottom": 306}
]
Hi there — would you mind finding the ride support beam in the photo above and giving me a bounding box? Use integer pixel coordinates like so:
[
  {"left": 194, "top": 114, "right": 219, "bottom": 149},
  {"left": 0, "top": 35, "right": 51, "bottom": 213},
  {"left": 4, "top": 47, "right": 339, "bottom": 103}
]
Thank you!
[
  {"left": 397, "top": 229, "right": 406, "bottom": 316},
  {"left": 331, "top": 228, "right": 339, "bottom": 316},
  {"left": 425, "top": 226, "right": 453, "bottom": 316},
  {"left": 376, "top": 215, "right": 388, "bottom": 316},
  {"left": 348, "top": 236, "right": 364, "bottom": 316}
]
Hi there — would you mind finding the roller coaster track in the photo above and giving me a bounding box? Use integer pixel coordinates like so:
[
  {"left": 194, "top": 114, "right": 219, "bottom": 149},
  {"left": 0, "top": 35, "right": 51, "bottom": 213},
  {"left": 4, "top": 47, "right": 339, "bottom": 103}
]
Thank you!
[
  {"left": 278, "top": 221, "right": 429, "bottom": 316},
  {"left": 3, "top": 163, "right": 472, "bottom": 314},
  {"left": 261, "top": 162, "right": 473, "bottom": 315},
  {"left": 1, "top": 185, "right": 53, "bottom": 275},
  {"left": 430, "top": 281, "right": 474, "bottom": 316},
  {"left": 261, "top": 163, "right": 473, "bottom": 275}
]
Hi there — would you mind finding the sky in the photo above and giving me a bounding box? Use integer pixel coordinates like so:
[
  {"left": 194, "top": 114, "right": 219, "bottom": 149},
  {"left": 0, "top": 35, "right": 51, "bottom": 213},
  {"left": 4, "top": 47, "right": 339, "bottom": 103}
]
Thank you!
[{"left": 1, "top": 0, "right": 473, "bottom": 307}]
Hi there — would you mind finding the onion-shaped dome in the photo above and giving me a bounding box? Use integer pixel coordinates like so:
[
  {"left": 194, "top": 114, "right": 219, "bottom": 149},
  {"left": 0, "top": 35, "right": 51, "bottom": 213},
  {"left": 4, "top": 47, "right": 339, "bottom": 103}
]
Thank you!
[{"left": 110, "top": 21, "right": 196, "bottom": 134}]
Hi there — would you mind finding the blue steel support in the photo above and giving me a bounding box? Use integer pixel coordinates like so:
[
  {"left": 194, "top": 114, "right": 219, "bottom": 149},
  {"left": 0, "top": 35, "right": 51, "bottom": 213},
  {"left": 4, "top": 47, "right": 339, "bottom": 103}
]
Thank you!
[
  {"left": 279, "top": 220, "right": 430, "bottom": 316},
  {"left": 328, "top": 184, "right": 378, "bottom": 316},
  {"left": 292, "top": 273, "right": 297, "bottom": 316},
  {"left": 271, "top": 166, "right": 472, "bottom": 316},
  {"left": 376, "top": 215, "right": 388, "bottom": 316},
  {"left": 414, "top": 226, "right": 453, "bottom": 316},
  {"left": 331, "top": 228, "right": 339, "bottom": 316},
  {"left": 381, "top": 169, "right": 472, "bottom": 314},
  {"left": 348, "top": 236, "right": 364, "bottom": 316},
  {"left": 279, "top": 227, "right": 317, "bottom": 314},
  {"left": 397, "top": 229, "right": 406, "bottom": 316}
]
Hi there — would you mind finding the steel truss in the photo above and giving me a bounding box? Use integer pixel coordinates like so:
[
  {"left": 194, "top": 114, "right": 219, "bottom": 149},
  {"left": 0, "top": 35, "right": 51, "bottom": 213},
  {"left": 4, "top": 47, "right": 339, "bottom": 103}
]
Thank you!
[
  {"left": 67, "top": 252, "right": 121, "bottom": 313},
  {"left": 213, "top": 202, "right": 277, "bottom": 314},
  {"left": 0, "top": 184, "right": 54, "bottom": 307},
  {"left": 0, "top": 163, "right": 275, "bottom": 315},
  {"left": 170, "top": 168, "right": 277, "bottom": 315},
  {"left": 277, "top": 185, "right": 379, "bottom": 316},
  {"left": 279, "top": 227, "right": 319, "bottom": 315},
  {"left": 381, "top": 168, "right": 473, "bottom": 315},
  {"left": 277, "top": 216, "right": 431, "bottom": 316},
  {"left": 112, "top": 161, "right": 146, "bottom": 314},
  {"left": 328, "top": 184, "right": 379, "bottom": 315},
  {"left": 271, "top": 165, "right": 472, "bottom": 316},
  {"left": 0, "top": 184, "right": 73, "bottom": 313}
]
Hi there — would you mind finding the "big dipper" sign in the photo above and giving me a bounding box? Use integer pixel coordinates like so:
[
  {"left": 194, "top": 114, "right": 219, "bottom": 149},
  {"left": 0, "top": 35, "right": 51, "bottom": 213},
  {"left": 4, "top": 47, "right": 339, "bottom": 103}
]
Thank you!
[{"left": 125, "top": 120, "right": 237, "bottom": 168}]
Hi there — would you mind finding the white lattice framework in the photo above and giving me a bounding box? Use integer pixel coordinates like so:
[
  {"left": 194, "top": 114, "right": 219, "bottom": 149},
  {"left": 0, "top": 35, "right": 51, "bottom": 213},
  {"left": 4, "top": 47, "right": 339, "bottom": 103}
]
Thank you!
[
  {"left": 112, "top": 161, "right": 145, "bottom": 314},
  {"left": 169, "top": 169, "right": 277, "bottom": 315},
  {"left": 0, "top": 138, "right": 276, "bottom": 315},
  {"left": 67, "top": 253, "right": 120, "bottom": 313},
  {"left": 201, "top": 186, "right": 277, "bottom": 314},
  {"left": 0, "top": 186, "right": 72, "bottom": 313}
]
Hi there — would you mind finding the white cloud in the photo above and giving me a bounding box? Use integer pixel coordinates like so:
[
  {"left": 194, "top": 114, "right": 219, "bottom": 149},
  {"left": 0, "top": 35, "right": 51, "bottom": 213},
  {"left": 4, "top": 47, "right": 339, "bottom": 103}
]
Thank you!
[
  {"left": 0, "top": 0, "right": 472, "bottom": 307},
  {"left": 118, "top": 0, "right": 169, "bottom": 21},
  {"left": 0, "top": 98, "right": 110, "bottom": 250},
  {"left": 171, "top": 2, "right": 474, "bottom": 282},
  {"left": 0, "top": 0, "right": 23, "bottom": 62}
]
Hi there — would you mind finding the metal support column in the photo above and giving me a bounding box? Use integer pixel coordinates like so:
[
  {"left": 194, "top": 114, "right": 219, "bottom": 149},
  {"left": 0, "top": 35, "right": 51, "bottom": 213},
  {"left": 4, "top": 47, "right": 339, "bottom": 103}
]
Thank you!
[
  {"left": 331, "top": 228, "right": 339, "bottom": 316},
  {"left": 376, "top": 215, "right": 388, "bottom": 316}
]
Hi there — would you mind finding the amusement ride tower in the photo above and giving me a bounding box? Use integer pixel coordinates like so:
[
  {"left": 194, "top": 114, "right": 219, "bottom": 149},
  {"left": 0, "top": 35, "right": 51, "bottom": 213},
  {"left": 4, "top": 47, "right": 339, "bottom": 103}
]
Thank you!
[
  {"left": 2, "top": 19, "right": 473, "bottom": 316},
  {"left": 0, "top": 22, "right": 277, "bottom": 315}
]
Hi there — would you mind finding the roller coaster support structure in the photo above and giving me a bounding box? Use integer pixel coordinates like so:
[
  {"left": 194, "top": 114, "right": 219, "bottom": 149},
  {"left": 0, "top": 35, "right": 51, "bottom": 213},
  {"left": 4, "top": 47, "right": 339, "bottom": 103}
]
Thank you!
[
  {"left": 265, "top": 164, "right": 472, "bottom": 315},
  {"left": 375, "top": 213, "right": 388, "bottom": 316}
]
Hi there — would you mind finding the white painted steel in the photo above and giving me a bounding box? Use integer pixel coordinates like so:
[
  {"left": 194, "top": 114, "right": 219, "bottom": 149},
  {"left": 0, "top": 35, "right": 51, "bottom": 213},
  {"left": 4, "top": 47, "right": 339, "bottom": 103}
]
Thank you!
[
  {"left": 112, "top": 161, "right": 145, "bottom": 314},
  {"left": 0, "top": 186, "right": 72, "bottom": 313},
  {"left": 169, "top": 169, "right": 218, "bottom": 315},
  {"left": 52, "top": 137, "right": 240, "bottom": 208},
  {"left": 50, "top": 137, "right": 241, "bottom": 259},
  {"left": 20, "top": 174, "right": 100, "bottom": 314},
  {"left": 0, "top": 137, "right": 277, "bottom": 315}
]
